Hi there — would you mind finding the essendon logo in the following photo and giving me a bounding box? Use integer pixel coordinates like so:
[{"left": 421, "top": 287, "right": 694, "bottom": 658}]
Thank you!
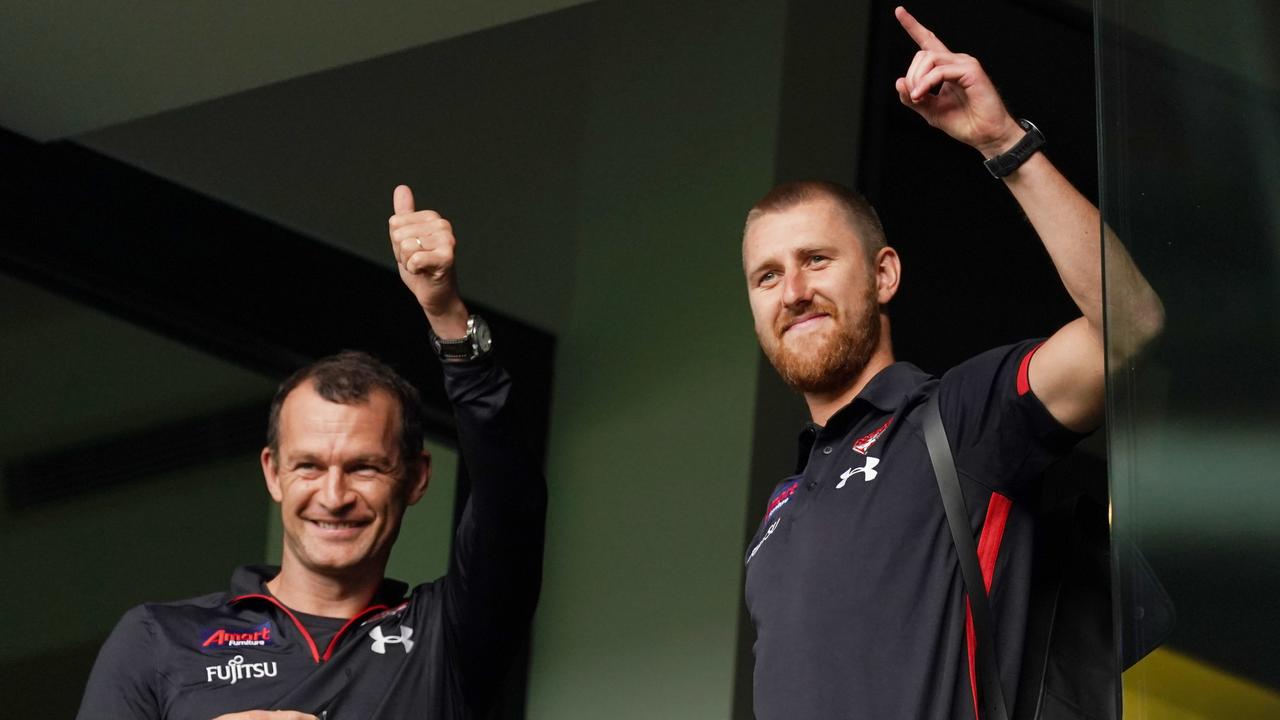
[
  {"left": 765, "top": 483, "right": 798, "bottom": 520},
  {"left": 201, "top": 622, "right": 274, "bottom": 650},
  {"left": 852, "top": 418, "right": 892, "bottom": 455},
  {"left": 363, "top": 601, "right": 410, "bottom": 627}
]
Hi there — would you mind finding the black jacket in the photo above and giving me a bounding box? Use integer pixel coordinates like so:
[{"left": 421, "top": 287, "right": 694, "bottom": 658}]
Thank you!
[{"left": 77, "top": 356, "right": 547, "bottom": 719}]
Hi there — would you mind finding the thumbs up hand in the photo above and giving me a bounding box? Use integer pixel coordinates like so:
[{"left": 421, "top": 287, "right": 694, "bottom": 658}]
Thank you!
[{"left": 388, "top": 184, "right": 469, "bottom": 337}]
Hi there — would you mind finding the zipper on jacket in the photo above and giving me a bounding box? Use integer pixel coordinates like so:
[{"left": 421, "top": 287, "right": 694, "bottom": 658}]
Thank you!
[{"left": 231, "top": 593, "right": 389, "bottom": 664}]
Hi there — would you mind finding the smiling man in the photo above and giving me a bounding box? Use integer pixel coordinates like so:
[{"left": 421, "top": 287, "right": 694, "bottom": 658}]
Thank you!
[
  {"left": 740, "top": 7, "right": 1163, "bottom": 720},
  {"left": 77, "top": 185, "right": 546, "bottom": 720}
]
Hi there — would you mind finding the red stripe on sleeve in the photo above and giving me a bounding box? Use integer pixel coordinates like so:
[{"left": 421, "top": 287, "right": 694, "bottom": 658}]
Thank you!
[{"left": 1015, "top": 342, "right": 1046, "bottom": 397}]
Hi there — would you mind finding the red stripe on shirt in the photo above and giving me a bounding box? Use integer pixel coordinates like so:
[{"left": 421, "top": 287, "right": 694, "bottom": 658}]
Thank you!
[
  {"left": 1016, "top": 342, "right": 1045, "bottom": 396},
  {"left": 766, "top": 484, "right": 797, "bottom": 519},
  {"left": 964, "top": 491, "right": 1013, "bottom": 719}
]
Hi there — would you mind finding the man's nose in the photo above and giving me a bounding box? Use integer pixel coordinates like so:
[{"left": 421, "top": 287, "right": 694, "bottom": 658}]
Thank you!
[
  {"left": 782, "top": 269, "right": 812, "bottom": 307},
  {"left": 318, "top": 469, "right": 355, "bottom": 510}
]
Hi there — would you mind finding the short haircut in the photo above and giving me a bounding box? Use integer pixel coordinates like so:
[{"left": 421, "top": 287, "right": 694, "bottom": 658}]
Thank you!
[
  {"left": 266, "top": 350, "right": 425, "bottom": 475},
  {"left": 745, "top": 180, "right": 887, "bottom": 263}
]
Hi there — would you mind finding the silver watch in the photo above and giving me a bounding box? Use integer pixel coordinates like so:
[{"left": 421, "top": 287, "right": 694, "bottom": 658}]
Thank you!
[{"left": 429, "top": 315, "right": 493, "bottom": 362}]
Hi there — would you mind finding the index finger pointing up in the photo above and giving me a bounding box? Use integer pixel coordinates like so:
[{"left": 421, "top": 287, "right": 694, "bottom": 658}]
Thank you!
[
  {"left": 393, "top": 184, "right": 416, "bottom": 216},
  {"left": 895, "top": 6, "right": 949, "bottom": 52}
]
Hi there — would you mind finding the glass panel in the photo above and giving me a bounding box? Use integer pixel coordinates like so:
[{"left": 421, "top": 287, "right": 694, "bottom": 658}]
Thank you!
[
  {"left": 0, "top": 272, "right": 278, "bottom": 715},
  {"left": 1097, "top": 1, "right": 1280, "bottom": 716}
]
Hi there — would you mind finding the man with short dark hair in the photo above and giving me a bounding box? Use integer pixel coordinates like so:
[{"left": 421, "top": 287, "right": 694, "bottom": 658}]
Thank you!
[
  {"left": 78, "top": 185, "right": 546, "bottom": 720},
  {"left": 741, "top": 8, "right": 1162, "bottom": 719}
]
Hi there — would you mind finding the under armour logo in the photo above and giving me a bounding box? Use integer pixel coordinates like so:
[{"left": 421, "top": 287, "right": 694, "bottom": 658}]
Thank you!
[
  {"left": 369, "top": 625, "right": 415, "bottom": 654},
  {"left": 837, "top": 457, "right": 879, "bottom": 488}
]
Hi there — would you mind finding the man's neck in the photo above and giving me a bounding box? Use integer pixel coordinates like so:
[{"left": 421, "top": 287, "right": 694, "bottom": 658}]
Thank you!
[
  {"left": 804, "top": 347, "right": 896, "bottom": 427},
  {"left": 265, "top": 556, "right": 386, "bottom": 619}
]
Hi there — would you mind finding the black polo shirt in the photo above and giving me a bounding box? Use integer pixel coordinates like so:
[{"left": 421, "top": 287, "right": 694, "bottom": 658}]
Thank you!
[{"left": 745, "top": 340, "right": 1085, "bottom": 720}]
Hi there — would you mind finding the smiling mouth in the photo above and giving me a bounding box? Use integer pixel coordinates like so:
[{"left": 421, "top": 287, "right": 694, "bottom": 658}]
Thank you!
[
  {"left": 308, "top": 520, "right": 369, "bottom": 531},
  {"left": 783, "top": 313, "right": 829, "bottom": 334}
]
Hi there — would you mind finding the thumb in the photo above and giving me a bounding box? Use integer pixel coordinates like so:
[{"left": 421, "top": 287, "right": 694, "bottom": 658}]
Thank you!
[{"left": 393, "top": 184, "right": 416, "bottom": 216}]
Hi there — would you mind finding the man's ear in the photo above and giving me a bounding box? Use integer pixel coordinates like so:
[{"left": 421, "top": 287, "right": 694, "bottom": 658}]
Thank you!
[
  {"left": 261, "top": 447, "right": 283, "bottom": 502},
  {"left": 875, "top": 246, "right": 902, "bottom": 305},
  {"left": 406, "top": 450, "right": 432, "bottom": 505}
]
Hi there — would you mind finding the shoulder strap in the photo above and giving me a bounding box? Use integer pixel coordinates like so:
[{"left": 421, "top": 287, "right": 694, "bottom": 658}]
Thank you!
[{"left": 923, "top": 393, "right": 1010, "bottom": 720}]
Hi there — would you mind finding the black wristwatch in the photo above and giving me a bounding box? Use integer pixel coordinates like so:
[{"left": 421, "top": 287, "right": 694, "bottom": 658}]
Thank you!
[
  {"left": 429, "top": 315, "right": 493, "bottom": 363},
  {"left": 983, "top": 119, "right": 1045, "bottom": 178}
]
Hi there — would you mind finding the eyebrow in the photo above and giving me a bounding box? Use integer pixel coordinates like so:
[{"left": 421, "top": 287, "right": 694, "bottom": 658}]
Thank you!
[
  {"left": 796, "top": 244, "right": 839, "bottom": 257},
  {"left": 283, "top": 452, "right": 395, "bottom": 466},
  {"left": 348, "top": 454, "right": 395, "bottom": 467}
]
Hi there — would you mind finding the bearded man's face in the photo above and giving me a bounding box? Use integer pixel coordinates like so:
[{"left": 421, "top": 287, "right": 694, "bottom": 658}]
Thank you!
[{"left": 743, "top": 199, "right": 883, "bottom": 394}]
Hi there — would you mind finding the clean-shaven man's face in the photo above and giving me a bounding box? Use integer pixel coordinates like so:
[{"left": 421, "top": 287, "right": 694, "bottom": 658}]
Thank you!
[{"left": 262, "top": 381, "right": 428, "bottom": 579}]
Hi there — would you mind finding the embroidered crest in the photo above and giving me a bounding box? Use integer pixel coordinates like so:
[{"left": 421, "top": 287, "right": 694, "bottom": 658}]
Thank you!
[{"left": 852, "top": 418, "right": 892, "bottom": 455}]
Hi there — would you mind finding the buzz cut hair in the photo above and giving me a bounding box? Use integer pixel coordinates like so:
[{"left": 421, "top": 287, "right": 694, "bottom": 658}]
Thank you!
[{"left": 745, "top": 180, "right": 887, "bottom": 263}]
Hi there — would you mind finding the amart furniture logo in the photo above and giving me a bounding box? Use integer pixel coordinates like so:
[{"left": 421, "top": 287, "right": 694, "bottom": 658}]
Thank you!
[{"left": 200, "top": 621, "right": 274, "bottom": 650}]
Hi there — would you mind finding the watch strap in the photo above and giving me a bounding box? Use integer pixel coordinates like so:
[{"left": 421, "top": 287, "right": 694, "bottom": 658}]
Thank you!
[
  {"left": 984, "top": 119, "right": 1045, "bottom": 179},
  {"left": 429, "top": 316, "right": 486, "bottom": 362}
]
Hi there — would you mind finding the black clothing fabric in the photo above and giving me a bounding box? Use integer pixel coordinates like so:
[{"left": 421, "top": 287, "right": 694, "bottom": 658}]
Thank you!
[
  {"left": 292, "top": 610, "right": 349, "bottom": 662},
  {"left": 77, "top": 356, "right": 547, "bottom": 720},
  {"left": 745, "top": 341, "right": 1085, "bottom": 720}
]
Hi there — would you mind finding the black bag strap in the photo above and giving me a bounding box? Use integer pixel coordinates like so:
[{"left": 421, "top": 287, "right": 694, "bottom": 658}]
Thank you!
[{"left": 923, "top": 393, "right": 1010, "bottom": 720}]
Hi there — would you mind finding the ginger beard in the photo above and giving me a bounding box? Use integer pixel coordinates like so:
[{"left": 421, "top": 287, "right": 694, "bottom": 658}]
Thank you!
[{"left": 760, "top": 280, "right": 881, "bottom": 395}]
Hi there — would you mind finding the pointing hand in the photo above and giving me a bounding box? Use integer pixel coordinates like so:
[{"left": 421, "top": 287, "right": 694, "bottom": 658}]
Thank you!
[{"left": 892, "top": 6, "right": 1022, "bottom": 157}]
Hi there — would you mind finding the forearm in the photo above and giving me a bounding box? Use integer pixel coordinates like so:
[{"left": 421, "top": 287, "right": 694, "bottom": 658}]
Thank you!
[
  {"left": 1000, "top": 151, "right": 1164, "bottom": 360},
  {"left": 441, "top": 355, "right": 546, "bottom": 706},
  {"left": 1001, "top": 151, "right": 1104, "bottom": 327},
  {"left": 442, "top": 354, "right": 547, "bottom": 598},
  {"left": 443, "top": 357, "right": 545, "bottom": 513}
]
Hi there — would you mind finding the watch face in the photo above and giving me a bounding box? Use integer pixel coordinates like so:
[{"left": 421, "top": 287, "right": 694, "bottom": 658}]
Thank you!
[{"left": 474, "top": 317, "right": 493, "bottom": 352}]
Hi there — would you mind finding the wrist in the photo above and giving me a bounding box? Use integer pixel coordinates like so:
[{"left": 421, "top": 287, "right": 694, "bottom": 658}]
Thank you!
[
  {"left": 429, "top": 314, "right": 493, "bottom": 363},
  {"left": 976, "top": 119, "right": 1026, "bottom": 159},
  {"left": 424, "top": 297, "right": 469, "bottom": 339},
  {"left": 982, "top": 119, "right": 1046, "bottom": 179}
]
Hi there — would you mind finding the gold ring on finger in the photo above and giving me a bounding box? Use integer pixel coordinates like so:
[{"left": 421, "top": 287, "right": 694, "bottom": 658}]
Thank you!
[{"left": 415, "top": 238, "right": 424, "bottom": 250}]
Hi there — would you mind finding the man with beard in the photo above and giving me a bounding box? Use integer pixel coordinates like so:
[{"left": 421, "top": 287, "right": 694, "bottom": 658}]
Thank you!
[{"left": 740, "top": 7, "right": 1163, "bottom": 720}]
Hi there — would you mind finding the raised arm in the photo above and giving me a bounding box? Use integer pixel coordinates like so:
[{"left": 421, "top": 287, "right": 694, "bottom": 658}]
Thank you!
[
  {"left": 387, "top": 186, "right": 547, "bottom": 709},
  {"left": 388, "top": 184, "right": 470, "bottom": 339},
  {"left": 893, "top": 6, "right": 1163, "bottom": 432}
]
